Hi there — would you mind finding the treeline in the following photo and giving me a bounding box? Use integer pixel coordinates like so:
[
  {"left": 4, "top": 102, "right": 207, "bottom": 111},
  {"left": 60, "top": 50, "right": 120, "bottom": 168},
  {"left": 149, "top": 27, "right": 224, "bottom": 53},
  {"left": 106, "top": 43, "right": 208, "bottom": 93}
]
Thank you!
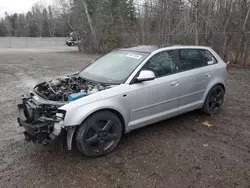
[
  {"left": 1, "top": 0, "right": 250, "bottom": 65},
  {"left": 72, "top": 0, "right": 250, "bottom": 64},
  {"left": 0, "top": 3, "right": 70, "bottom": 37}
]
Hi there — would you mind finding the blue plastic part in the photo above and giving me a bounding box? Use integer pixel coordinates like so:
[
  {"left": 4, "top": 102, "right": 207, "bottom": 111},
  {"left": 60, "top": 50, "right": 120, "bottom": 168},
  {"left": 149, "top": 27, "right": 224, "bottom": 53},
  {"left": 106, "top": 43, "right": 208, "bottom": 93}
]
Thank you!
[{"left": 68, "top": 92, "right": 88, "bottom": 101}]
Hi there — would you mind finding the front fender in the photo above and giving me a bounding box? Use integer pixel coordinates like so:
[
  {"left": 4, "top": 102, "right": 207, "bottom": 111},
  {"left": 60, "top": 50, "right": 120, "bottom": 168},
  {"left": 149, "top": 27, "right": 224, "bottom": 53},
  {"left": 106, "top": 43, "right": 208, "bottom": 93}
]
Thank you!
[{"left": 62, "top": 98, "right": 129, "bottom": 130}]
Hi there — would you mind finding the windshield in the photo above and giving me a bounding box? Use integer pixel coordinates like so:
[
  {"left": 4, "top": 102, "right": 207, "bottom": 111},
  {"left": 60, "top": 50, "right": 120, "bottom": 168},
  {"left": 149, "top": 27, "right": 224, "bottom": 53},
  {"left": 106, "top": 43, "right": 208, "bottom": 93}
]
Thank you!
[{"left": 79, "top": 50, "right": 149, "bottom": 84}]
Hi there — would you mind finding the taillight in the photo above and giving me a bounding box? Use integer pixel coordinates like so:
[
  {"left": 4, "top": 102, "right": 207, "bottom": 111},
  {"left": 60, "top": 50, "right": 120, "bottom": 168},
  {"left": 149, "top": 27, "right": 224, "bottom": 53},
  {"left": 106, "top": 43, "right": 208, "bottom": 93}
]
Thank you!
[{"left": 226, "top": 61, "right": 230, "bottom": 72}]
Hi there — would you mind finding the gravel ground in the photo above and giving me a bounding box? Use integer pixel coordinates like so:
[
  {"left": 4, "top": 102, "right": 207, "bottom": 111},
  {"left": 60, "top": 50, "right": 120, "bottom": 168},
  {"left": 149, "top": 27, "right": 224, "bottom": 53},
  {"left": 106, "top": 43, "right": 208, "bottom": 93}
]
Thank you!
[{"left": 0, "top": 46, "right": 250, "bottom": 188}]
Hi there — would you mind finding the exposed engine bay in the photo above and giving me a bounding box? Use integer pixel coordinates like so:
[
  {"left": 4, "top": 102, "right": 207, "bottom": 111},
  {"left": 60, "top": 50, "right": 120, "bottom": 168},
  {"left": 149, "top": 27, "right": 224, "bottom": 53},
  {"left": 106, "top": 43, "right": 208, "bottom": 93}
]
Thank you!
[
  {"left": 34, "top": 75, "right": 110, "bottom": 102},
  {"left": 17, "top": 74, "right": 112, "bottom": 146}
]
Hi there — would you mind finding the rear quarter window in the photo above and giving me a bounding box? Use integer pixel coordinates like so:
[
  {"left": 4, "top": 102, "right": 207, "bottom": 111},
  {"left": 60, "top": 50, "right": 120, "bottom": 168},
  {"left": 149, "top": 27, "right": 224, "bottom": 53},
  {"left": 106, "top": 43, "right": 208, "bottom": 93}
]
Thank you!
[
  {"left": 178, "top": 49, "right": 207, "bottom": 71},
  {"left": 199, "top": 50, "right": 218, "bottom": 65}
]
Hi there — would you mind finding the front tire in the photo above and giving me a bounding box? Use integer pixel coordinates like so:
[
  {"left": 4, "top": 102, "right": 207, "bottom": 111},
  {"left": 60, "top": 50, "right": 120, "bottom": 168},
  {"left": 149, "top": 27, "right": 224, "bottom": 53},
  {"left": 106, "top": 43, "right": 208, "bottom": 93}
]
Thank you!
[
  {"left": 76, "top": 111, "right": 122, "bottom": 157},
  {"left": 202, "top": 85, "right": 225, "bottom": 115}
]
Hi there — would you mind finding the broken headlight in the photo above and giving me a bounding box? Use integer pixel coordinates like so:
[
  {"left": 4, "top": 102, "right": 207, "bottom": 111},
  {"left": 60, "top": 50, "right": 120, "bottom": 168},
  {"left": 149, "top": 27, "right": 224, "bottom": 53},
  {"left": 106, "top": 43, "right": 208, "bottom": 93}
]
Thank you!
[{"left": 56, "top": 110, "right": 66, "bottom": 120}]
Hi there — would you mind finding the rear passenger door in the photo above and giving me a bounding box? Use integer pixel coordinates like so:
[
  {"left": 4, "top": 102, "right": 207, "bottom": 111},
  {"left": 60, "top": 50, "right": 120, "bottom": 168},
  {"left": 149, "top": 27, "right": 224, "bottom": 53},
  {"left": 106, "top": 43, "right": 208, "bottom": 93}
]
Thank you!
[{"left": 176, "top": 49, "right": 212, "bottom": 113}]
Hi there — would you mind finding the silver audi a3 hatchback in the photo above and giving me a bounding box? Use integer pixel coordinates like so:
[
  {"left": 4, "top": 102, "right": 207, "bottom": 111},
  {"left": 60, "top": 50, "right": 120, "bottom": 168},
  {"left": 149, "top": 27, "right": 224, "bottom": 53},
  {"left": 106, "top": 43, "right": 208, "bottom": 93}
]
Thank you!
[{"left": 18, "top": 45, "right": 228, "bottom": 157}]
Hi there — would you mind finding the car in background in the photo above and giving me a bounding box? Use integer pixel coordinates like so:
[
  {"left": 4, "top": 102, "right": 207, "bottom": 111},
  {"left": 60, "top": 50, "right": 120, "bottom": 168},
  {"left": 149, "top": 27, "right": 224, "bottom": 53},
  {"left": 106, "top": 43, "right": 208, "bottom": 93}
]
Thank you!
[
  {"left": 66, "top": 32, "right": 79, "bottom": 46},
  {"left": 17, "top": 45, "right": 228, "bottom": 157},
  {"left": 66, "top": 37, "right": 77, "bottom": 46}
]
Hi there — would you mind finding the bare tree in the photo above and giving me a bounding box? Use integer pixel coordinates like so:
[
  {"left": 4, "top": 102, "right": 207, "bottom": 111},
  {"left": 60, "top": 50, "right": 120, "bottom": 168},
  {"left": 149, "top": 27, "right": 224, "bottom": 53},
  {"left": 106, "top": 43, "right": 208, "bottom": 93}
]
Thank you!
[
  {"left": 195, "top": 0, "right": 199, "bottom": 45},
  {"left": 234, "top": 2, "right": 250, "bottom": 64},
  {"left": 222, "top": 0, "right": 234, "bottom": 59},
  {"left": 82, "top": 0, "right": 98, "bottom": 50}
]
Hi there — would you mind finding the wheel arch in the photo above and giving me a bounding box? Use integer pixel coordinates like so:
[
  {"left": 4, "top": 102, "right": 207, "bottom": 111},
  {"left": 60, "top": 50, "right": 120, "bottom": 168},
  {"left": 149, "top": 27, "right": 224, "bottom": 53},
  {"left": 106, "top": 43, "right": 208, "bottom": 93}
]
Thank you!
[
  {"left": 209, "top": 83, "right": 226, "bottom": 93},
  {"left": 202, "top": 82, "right": 226, "bottom": 104},
  {"left": 217, "top": 83, "right": 225, "bottom": 92},
  {"left": 67, "top": 108, "right": 126, "bottom": 151},
  {"left": 82, "top": 108, "right": 126, "bottom": 134},
  {"left": 201, "top": 82, "right": 226, "bottom": 115}
]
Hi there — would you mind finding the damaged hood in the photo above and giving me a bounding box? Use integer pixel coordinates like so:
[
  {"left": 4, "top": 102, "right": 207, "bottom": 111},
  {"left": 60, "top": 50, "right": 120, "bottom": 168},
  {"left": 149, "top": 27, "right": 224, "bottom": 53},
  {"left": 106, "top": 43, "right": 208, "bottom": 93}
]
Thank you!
[
  {"left": 33, "top": 74, "right": 115, "bottom": 104},
  {"left": 23, "top": 91, "right": 66, "bottom": 106},
  {"left": 21, "top": 74, "right": 126, "bottom": 125}
]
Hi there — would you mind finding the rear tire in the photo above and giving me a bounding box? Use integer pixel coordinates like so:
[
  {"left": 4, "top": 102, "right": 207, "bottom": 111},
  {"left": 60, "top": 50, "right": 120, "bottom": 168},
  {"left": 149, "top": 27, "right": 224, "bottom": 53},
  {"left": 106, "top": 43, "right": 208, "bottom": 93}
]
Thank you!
[
  {"left": 202, "top": 85, "right": 225, "bottom": 115},
  {"left": 76, "top": 111, "right": 122, "bottom": 157}
]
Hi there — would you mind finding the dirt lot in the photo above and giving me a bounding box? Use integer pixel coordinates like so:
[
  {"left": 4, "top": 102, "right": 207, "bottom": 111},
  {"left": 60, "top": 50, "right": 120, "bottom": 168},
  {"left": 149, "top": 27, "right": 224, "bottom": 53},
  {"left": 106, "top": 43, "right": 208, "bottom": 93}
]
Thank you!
[{"left": 0, "top": 46, "right": 250, "bottom": 188}]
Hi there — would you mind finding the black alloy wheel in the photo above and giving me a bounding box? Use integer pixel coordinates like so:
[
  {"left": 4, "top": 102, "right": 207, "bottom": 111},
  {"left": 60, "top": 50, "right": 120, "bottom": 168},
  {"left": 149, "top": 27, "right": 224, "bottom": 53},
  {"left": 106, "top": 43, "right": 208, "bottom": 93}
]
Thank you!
[
  {"left": 209, "top": 88, "right": 223, "bottom": 111},
  {"left": 202, "top": 85, "right": 225, "bottom": 115},
  {"left": 76, "top": 111, "right": 122, "bottom": 157}
]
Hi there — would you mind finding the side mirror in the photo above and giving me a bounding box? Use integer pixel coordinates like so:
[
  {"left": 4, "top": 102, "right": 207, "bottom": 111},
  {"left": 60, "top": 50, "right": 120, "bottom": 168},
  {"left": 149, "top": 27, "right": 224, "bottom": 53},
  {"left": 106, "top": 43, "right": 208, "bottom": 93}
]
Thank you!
[
  {"left": 136, "top": 70, "right": 156, "bottom": 82},
  {"left": 207, "top": 60, "right": 214, "bottom": 65}
]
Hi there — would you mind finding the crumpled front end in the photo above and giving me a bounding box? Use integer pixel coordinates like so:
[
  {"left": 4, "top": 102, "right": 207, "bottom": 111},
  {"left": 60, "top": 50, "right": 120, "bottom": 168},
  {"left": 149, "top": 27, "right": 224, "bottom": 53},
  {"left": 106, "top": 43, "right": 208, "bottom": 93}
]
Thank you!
[
  {"left": 17, "top": 74, "right": 112, "bottom": 149},
  {"left": 17, "top": 92, "right": 66, "bottom": 146}
]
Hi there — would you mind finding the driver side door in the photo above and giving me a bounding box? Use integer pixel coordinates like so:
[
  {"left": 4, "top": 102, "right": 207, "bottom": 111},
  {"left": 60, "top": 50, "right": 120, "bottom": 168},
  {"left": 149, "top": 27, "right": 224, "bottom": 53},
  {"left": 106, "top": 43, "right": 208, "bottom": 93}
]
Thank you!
[{"left": 126, "top": 50, "right": 181, "bottom": 129}]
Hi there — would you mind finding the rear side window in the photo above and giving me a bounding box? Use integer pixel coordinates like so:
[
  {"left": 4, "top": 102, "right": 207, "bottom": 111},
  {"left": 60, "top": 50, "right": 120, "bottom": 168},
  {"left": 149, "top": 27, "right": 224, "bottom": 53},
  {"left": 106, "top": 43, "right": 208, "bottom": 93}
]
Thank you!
[
  {"left": 199, "top": 50, "right": 218, "bottom": 65},
  {"left": 178, "top": 49, "right": 207, "bottom": 71}
]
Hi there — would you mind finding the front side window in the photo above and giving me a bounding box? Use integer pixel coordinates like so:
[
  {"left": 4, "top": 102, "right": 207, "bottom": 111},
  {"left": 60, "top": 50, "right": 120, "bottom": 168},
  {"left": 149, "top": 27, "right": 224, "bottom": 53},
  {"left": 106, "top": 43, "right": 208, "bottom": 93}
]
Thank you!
[
  {"left": 143, "top": 50, "right": 178, "bottom": 77},
  {"left": 178, "top": 49, "right": 207, "bottom": 71}
]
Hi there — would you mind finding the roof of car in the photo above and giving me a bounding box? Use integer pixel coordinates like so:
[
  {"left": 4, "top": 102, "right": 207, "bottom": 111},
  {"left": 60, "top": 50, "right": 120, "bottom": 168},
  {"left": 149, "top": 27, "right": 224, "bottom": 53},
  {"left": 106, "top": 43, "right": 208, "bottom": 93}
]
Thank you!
[
  {"left": 118, "top": 45, "right": 211, "bottom": 54},
  {"left": 118, "top": 45, "right": 159, "bottom": 53}
]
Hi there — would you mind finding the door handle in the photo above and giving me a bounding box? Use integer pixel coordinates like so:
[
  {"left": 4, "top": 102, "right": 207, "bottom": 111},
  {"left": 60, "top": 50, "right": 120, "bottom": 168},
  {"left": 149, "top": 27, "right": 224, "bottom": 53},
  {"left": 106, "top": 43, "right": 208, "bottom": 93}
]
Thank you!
[
  {"left": 205, "top": 73, "right": 211, "bottom": 78},
  {"left": 171, "top": 81, "right": 179, "bottom": 86}
]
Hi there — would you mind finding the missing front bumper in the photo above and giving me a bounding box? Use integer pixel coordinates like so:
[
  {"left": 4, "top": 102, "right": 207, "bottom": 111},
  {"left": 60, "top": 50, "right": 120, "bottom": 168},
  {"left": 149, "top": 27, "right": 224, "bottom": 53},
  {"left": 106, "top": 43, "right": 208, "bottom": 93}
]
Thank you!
[
  {"left": 17, "top": 116, "right": 55, "bottom": 144},
  {"left": 18, "top": 103, "right": 76, "bottom": 150},
  {"left": 17, "top": 103, "right": 57, "bottom": 144}
]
